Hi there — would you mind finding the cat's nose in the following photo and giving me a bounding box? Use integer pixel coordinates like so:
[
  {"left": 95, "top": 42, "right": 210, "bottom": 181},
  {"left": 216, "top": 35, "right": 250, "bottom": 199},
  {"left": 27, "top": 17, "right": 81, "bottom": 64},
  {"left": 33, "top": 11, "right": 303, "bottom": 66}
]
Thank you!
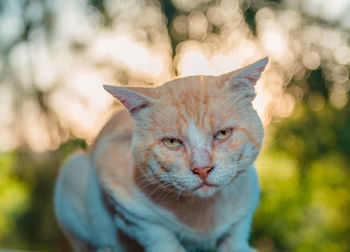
[{"left": 192, "top": 166, "right": 214, "bottom": 180}]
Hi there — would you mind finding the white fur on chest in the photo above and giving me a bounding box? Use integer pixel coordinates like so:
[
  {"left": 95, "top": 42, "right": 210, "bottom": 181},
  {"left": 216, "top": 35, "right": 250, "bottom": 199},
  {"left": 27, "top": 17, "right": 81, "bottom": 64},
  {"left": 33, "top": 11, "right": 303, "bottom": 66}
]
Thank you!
[{"left": 106, "top": 165, "right": 260, "bottom": 248}]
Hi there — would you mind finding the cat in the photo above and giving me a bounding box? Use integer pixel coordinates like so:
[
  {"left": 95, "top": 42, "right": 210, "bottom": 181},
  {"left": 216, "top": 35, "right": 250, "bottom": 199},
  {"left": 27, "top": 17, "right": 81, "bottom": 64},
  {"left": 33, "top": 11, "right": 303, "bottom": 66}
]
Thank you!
[{"left": 54, "top": 57, "right": 268, "bottom": 252}]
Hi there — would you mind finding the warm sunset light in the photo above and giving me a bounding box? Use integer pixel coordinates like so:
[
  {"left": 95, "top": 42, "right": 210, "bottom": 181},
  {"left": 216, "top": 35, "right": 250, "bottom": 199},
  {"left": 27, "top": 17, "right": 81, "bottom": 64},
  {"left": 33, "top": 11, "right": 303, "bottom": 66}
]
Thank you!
[
  {"left": 4, "top": 0, "right": 350, "bottom": 151},
  {"left": 0, "top": 0, "right": 303, "bottom": 151},
  {"left": 1, "top": 0, "right": 350, "bottom": 251}
]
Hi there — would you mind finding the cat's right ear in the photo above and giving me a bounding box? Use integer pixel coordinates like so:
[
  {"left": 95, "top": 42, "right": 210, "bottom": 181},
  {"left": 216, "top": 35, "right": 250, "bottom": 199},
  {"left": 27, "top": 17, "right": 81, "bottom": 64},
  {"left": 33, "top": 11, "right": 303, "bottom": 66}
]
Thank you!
[
  {"left": 223, "top": 57, "right": 268, "bottom": 101},
  {"left": 103, "top": 85, "right": 153, "bottom": 117}
]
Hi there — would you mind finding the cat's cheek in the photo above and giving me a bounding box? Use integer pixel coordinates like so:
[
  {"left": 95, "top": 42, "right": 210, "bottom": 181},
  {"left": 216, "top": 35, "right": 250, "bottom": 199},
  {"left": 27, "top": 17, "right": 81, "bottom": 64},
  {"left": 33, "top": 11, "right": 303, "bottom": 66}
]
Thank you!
[
  {"left": 238, "top": 142, "right": 259, "bottom": 165},
  {"left": 209, "top": 154, "right": 241, "bottom": 186},
  {"left": 152, "top": 149, "right": 190, "bottom": 177}
]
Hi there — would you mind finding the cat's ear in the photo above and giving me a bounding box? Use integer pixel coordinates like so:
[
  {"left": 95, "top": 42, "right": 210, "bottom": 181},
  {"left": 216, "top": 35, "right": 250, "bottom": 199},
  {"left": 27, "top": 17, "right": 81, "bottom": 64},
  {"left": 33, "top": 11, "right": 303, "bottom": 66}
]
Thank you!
[
  {"left": 103, "top": 85, "right": 153, "bottom": 116},
  {"left": 224, "top": 57, "right": 268, "bottom": 100}
]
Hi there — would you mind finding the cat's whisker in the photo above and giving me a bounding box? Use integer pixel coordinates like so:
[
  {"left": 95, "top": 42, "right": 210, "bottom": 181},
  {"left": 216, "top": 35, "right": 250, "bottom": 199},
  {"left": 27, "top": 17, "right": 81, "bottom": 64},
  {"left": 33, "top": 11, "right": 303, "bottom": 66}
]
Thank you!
[
  {"left": 176, "top": 187, "right": 185, "bottom": 200},
  {"left": 133, "top": 177, "right": 173, "bottom": 192},
  {"left": 152, "top": 189, "right": 180, "bottom": 204},
  {"left": 146, "top": 181, "right": 176, "bottom": 198},
  {"left": 137, "top": 180, "right": 169, "bottom": 192},
  {"left": 154, "top": 188, "right": 180, "bottom": 203},
  {"left": 255, "top": 163, "right": 274, "bottom": 166},
  {"left": 134, "top": 173, "right": 170, "bottom": 186},
  {"left": 260, "top": 135, "right": 287, "bottom": 152},
  {"left": 256, "top": 158, "right": 297, "bottom": 163}
]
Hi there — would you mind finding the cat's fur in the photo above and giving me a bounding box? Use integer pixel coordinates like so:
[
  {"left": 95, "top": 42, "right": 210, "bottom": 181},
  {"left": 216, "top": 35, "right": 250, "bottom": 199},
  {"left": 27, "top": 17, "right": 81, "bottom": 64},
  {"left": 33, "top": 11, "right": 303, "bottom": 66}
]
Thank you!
[{"left": 54, "top": 58, "right": 268, "bottom": 252}]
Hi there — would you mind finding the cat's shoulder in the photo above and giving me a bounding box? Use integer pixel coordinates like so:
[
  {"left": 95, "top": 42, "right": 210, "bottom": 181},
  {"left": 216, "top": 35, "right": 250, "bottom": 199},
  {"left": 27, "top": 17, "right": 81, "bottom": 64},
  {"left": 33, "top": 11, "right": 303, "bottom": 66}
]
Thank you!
[
  {"left": 90, "top": 108, "right": 136, "bottom": 198},
  {"left": 96, "top": 108, "right": 134, "bottom": 141},
  {"left": 90, "top": 108, "right": 134, "bottom": 177},
  {"left": 90, "top": 108, "right": 134, "bottom": 153}
]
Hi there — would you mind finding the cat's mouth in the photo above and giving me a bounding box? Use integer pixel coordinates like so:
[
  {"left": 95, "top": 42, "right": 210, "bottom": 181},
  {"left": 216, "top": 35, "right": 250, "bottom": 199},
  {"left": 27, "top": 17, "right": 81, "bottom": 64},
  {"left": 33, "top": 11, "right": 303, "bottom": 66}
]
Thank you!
[{"left": 192, "top": 181, "right": 218, "bottom": 191}]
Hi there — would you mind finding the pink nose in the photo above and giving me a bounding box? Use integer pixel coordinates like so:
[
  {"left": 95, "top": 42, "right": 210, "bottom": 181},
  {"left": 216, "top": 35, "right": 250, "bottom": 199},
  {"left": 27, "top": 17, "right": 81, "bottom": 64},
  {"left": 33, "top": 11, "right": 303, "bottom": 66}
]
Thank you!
[{"left": 192, "top": 166, "right": 213, "bottom": 180}]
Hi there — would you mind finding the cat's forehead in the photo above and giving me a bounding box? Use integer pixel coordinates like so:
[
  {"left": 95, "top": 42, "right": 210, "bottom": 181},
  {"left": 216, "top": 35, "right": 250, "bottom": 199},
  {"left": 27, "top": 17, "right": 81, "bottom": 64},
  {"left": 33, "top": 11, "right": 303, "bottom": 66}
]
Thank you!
[
  {"left": 155, "top": 75, "right": 223, "bottom": 104},
  {"left": 151, "top": 75, "right": 236, "bottom": 134}
]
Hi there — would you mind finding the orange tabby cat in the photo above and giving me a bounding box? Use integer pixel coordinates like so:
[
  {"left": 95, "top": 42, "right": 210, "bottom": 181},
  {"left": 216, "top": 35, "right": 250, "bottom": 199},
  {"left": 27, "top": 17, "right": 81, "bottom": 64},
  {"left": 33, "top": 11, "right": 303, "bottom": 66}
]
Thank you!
[{"left": 54, "top": 58, "right": 268, "bottom": 251}]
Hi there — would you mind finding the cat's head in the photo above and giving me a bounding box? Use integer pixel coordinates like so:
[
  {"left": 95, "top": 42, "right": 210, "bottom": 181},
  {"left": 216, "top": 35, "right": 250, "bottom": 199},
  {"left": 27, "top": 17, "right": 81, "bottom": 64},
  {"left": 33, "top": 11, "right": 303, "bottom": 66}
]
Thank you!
[{"left": 104, "top": 58, "right": 268, "bottom": 198}]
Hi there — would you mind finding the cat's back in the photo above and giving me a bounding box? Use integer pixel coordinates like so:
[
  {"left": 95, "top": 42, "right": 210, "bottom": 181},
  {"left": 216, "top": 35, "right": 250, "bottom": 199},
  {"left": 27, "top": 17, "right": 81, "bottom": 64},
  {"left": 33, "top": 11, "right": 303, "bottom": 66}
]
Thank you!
[
  {"left": 91, "top": 108, "right": 134, "bottom": 150},
  {"left": 90, "top": 108, "right": 136, "bottom": 199}
]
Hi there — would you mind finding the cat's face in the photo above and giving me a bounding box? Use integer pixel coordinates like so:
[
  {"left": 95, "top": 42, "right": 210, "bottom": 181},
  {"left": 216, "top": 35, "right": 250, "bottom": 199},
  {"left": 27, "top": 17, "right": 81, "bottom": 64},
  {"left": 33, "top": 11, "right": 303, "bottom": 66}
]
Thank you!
[{"left": 105, "top": 58, "right": 267, "bottom": 198}]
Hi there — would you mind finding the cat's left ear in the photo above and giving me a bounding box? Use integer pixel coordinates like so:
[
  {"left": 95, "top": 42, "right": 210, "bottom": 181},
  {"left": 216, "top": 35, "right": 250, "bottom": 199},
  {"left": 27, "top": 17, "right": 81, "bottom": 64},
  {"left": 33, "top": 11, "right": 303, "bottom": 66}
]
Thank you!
[
  {"left": 224, "top": 57, "right": 268, "bottom": 100},
  {"left": 103, "top": 85, "right": 153, "bottom": 118}
]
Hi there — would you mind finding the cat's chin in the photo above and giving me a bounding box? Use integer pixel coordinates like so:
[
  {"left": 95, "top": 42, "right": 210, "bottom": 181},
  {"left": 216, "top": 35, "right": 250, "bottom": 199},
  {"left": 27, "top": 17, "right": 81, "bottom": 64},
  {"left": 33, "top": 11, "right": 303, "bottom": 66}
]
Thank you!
[{"left": 191, "top": 183, "right": 219, "bottom": 198}]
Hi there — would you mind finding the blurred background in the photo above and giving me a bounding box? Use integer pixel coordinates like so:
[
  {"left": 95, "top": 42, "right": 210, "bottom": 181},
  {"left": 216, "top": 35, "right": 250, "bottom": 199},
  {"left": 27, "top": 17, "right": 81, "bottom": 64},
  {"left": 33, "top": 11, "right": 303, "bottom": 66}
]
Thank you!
[{"left": 0, "top": 0, "right": 350, "bottom": 251}]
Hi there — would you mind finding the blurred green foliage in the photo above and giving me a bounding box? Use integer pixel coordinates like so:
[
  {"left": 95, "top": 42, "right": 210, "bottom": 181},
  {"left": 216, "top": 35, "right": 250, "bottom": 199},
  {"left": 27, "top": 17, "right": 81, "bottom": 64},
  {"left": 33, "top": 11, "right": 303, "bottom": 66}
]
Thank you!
[
  {"left": 0, "top": 139, "right": 86, "bottom": 251},
  {"left": 252, "top": 101, "right": 350, "bottom": 252}
]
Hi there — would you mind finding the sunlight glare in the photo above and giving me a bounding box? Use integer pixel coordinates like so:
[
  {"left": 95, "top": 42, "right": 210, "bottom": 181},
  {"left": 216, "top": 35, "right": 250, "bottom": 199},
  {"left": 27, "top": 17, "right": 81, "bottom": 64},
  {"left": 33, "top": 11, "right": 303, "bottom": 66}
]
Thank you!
[{"left": 176, "top": 43, "right": 215, "bottom": 76}]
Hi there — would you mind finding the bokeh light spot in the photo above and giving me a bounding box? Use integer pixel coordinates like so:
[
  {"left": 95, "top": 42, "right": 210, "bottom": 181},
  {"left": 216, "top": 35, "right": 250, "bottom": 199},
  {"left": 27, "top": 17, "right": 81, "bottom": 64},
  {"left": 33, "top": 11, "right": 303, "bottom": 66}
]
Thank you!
[
  {"left": 307, "top": 93, "right": 325, "bottom": 111},
  {"left": 302, "top": 51, "right": 321, "bottom": 70}
]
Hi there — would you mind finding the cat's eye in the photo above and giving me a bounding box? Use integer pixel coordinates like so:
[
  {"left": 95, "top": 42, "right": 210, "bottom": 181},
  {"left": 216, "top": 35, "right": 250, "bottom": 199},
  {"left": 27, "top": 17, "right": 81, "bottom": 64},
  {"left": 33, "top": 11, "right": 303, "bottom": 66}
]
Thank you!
[
  {"left": 162, "top": 137, "right": 183, "bottom": 149},
  {"left": 214, "top": 128, "right": 233, "bottom": 141}
]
